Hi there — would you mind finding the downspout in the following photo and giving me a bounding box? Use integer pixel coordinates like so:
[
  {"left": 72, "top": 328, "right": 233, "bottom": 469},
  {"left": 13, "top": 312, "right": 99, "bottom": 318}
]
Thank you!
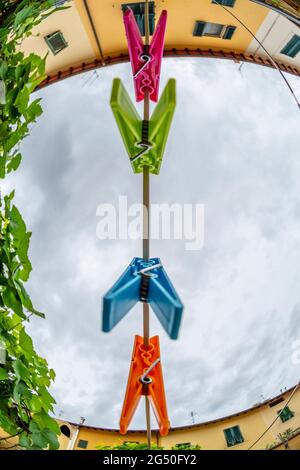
[
  {"left": 82, "top": 0, "right": 106, "bottom": 65},
  {"left": 67, "top": 426, "right": 80, "bottom": 450},
  {"left": 252, "top": 12, "right": 280, "bottom": 56}
]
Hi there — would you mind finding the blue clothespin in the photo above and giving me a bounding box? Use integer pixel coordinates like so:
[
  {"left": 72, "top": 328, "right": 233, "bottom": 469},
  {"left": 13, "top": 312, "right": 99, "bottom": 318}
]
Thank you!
[{"left": 102, "top": 258, "right": 183, "bottom": 340}]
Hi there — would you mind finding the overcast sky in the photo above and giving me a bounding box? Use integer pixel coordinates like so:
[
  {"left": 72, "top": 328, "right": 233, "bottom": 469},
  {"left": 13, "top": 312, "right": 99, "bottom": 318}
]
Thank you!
[{"left": 3, "top": 57, "right": 300, "bottom": 431}]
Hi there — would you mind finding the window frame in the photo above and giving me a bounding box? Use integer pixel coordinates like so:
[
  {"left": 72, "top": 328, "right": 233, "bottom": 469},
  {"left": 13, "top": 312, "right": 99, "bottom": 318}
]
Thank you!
[
  {"left": 77, "top": 439, "right": 88, "bottom": 449},
  {"left": 193, "top": 21, "right": 236, "bottom": 40},
  {"left": 44, "top": 31, "right": 68, "bottom": 55},
  {"left": 174, "top": 442, "right": 192, "bottom": 447},
  {"left": 203, "top": 22, "right": 224, "bottom": 38},
  {"left": 223, "top": 425, "right": 244, "bottom": 447}
]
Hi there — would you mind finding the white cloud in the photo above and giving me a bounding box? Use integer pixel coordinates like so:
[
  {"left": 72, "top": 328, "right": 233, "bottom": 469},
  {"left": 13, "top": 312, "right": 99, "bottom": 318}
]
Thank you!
[{"left": 4, "top": 57, "right": 300, "bottom": 430}]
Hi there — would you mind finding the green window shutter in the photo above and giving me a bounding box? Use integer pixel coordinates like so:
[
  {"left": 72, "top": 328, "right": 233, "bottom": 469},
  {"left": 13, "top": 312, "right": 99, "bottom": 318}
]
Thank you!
[
  {"left": 224, "top": 428, "right": 235, "bottom": 447},
  {"left": 44, "top": 31, "right": 68, "bottom": 55},
  {"left": 122, "top": 2, "right": 155, "bottom": 36},
  {"left": 224, "top": 426, "right": 244, "bottom": 447},
  {"left": 135, "top": 13, "right": 145, "bottom": 36},
  {"left": 280, "top": 35, "right": 300, "bottom": 58},
  {"left": 148, "top": 12, "right": 155, "bottom": 35},
  {"left": 223, "top": 25, "right": 236, "bottom": 40},
  {"left": 233, "top": 426, "right": 244, "bottom": 444},
  {"left": 278, "top": 406, "right": 294, "bottom": 423},
  {"left": 135, "top": 13, "right": 154, "bottom": 36},
  {"left": 212, "top": 0, "right": 236, "bottom": 6},
  {"left": 193, "top": 21, "right": 206, "bottom": 37}
]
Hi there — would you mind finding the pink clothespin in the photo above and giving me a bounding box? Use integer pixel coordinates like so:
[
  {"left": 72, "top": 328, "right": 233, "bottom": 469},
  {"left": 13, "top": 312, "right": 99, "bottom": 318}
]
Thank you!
[{"left": 123, "top": 9, "right": 167, "bottom": 103}]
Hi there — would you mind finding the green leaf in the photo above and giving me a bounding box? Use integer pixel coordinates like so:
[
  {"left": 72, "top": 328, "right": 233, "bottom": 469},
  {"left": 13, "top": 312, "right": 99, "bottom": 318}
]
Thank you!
[
  {"left": 14, "top": 87, "right": 30, "bottom": 114},
  {"left": 43, "top": 428, "right": 60, "bottom": 450},
  {"left": 25, "top": 99, "right": 42, "bottom": 123},
  {"left": 19, "top": 433, "right": 31, "bottom": 449},
  {"left": 0, "top": 62, "right": 8, "bottom": 80},
  {"left": 31, "top": 309, "right": 45, "bottom": 319},
  {"left": 33, "top": 410, "right": 60, "bottom": 434},
  {"left": 29, "top": 394, "right": 42, "bottom": 413},
  {"left": 14, "top": 281, "right": 33, "bottom": 310},
  {"left": 39, "top": 386, "right": 56, "bottom": 410},
  {"left": 13, "top": 359, "right": 29, "bottom": 381},
  {"left": 7, "top": 153, "right": 22, "bottom": 173},
  {"left": 2, "top": 287, "right": 25, "bottom": 318},
  {"left": 0, "top": 368, "right": 8, "bottom": 380},
  {"left": 15, "top": 65, "right": 25, "bottom": 82},
  {"left": 13, "top": 380, "right": 32, "bottom": 402},
  {"left": 10, "top": 205, "right": 27, "bottom": 236},
  {"left": 0, "top": 156, "right": 6, "bottom": 178},
  {"left": 31, "top": 429, "right": 49, "bottom": 449},
  {"left": 14, "top": 6, "right": 35, "bottom": 29},
  {"left": 29, "top": 421, "right": 40, "bottom": 434},
  {"left": 4, "top": 131, "right": 22, "bottom": 153},
  {"left": 4, "top": 190, "right": 15, "bottom": 208},
  {"left": 29, "top": 424, "right": 60, "bottom": 450},
  {"left": 19, "top": 329, "right": 34, "bottom": 355}
]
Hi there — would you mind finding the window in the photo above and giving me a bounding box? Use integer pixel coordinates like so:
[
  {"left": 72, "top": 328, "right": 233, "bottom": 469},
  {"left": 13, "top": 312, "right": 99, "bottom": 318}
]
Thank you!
[
  {"left": 60, "top": 425, "right": 71, "bottom": 438},
  {"left": 212, "top": 0, "right": 236, "bottom": 6},
  {"left": 77, "top": 439, "right": 88, "bottom": 449},
  {"left": 223, "top": 25, "right": 236, "bottom": 40},
  {"left": 44, "top": 31, "right": 68, "bottom": 55},
  {"left": 278, "top": 406, "right": 294, "bottom": 423},
  {"left": 122, "top": 2, "right": 155, "bottom": 36},
  {"left": 280, "top": 35, "right": 300, "bottom": 58},
  {"left": 269, "top": 397, "right": 284, "bottom": 408},
  {"left": 224, "top": 425, "right": 244, "bottom": 447},
  {"left": 54, "top": 0, "right": 69, "bottom": 5},
  {"left": 204, "top": 22, "right": 224, "bottom": 37},
  {"left": 193, "top": 21, "right": 236, "bottom": 40}
]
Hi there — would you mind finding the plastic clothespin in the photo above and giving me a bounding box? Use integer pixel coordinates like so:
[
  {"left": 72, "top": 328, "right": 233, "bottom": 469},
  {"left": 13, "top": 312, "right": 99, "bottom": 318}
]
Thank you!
[
  {"left": 123, "top": 9, "right": 167, "bottom": 103},
  {"left": 110, "top": 78, "right": 176, "bottom": 175},
  {"left": 120, "top": 335, "right": 170, "bottom": 436},
  {"left": 102, "top": 257, "right": 183, "bottom": 340}
]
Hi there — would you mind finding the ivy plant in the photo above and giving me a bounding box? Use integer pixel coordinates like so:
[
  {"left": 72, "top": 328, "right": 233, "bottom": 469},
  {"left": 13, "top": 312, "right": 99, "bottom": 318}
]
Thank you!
[
  {"left": 96, "top": 442, "right": 164, "bottom": 451},
  {"left": 95, "top": 442, "right": 201, "bottom": 450},
  {"left": 0, "top": 0, "right": 69, "bottom": 450}
]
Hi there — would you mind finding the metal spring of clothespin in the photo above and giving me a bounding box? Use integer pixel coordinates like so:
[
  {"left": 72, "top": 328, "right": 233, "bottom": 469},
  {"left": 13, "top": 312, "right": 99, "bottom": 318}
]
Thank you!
[
  {"left": 134, "top": 53, "right": 152, "bottom": 79},
  {"left": 131, "top": 120, "right": 153, "bottom": 162},
  {"left": 140, "top": 358, "right": 161, "bottom": 384},
  {"left": 139, "top": 262, "right": 162, "bottom": 302}
]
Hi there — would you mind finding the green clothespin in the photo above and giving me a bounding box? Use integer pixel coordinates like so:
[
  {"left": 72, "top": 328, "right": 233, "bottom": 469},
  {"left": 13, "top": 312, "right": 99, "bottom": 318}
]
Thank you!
[{"left": 110, "top": 78, "right": 176, "bottom": 175}]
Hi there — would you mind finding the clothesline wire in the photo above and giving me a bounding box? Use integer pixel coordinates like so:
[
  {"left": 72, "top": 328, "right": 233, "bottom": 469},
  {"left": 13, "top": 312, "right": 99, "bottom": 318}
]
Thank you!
[
  {"left": 213, "top": 0, "right": 300, "bottom": 109},
  {"left": 248, "top": 381, "right": 300, "bottom": 450}
]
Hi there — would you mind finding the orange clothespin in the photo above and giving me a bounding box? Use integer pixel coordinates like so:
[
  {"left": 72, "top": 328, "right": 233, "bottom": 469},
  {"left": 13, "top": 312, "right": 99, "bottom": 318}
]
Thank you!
[{"left": 120, "top": 335, "right": 170, "bottom": 436}]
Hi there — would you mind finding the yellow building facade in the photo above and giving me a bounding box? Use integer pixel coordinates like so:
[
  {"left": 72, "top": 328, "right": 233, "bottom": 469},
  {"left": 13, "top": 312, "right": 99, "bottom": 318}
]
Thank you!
[
  {"left": 19, "top": 0, "right": 300, "bottom": 90},
  {"left": 1, "top": 384, "right": 300, "bottom": 450},
  {"left": 52, "top": 385, "right": 300, "bottom": 450}
]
